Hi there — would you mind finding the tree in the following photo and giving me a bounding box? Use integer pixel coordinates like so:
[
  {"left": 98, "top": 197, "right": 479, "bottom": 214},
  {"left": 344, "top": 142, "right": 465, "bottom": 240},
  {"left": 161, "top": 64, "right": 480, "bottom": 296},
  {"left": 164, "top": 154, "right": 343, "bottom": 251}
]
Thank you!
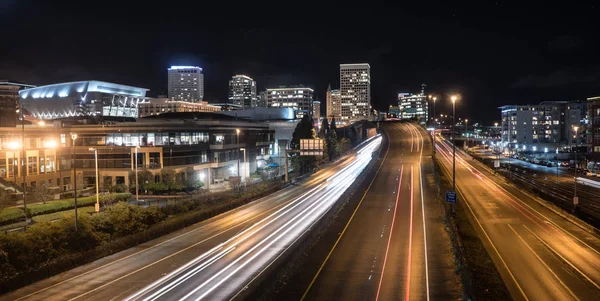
[
  {"left": 33, "top": 183, "right": 53, "bottom": 204},
  {"left": 291, "top": 114, "right": 317, "bottom": 174},
  {"left": 339, "top": 137, "right": 352, "bottom": 154},
  {"left": 319, "top": 118, "right": 330, "bottom": 139}
]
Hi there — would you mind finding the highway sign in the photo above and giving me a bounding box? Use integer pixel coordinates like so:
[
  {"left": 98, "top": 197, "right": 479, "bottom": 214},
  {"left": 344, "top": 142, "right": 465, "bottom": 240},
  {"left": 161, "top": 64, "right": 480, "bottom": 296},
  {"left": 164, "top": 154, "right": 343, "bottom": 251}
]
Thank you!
[{"left": 446, "top": 190, "right": 457, "bottom": 204}]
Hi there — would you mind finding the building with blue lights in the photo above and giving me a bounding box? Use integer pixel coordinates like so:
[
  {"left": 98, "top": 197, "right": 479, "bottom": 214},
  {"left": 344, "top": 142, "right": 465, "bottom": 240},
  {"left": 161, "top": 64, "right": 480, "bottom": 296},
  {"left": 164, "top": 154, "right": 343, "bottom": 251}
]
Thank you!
[
  {"left": 168, "top": 66, "right": 204, "bottom": 102},
  {"left": 19, "top": 81, "right": 148, "bottom": 120}
]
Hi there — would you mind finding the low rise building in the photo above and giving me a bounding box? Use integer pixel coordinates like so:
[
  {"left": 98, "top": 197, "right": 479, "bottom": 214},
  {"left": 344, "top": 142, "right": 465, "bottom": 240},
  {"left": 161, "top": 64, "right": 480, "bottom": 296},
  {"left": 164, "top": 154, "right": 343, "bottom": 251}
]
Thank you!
[
  {"left": 19, "top": 81, "right": 148, "bottom": 120},
  {"left": 266, "top": 86, "right": 314, "bottom": 119},
  {"left": 138, "top": 98, "right": 220, "bottom": 117},
  {"left": 0, "top": 113, "right": 274, "bottom": 192}
]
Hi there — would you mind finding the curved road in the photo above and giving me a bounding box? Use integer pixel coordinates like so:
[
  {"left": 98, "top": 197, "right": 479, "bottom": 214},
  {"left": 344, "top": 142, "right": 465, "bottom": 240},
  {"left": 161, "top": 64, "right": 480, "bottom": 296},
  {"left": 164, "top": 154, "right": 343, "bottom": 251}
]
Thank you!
[{"left": 436, "top": 134, "right": 600, "bottom": 301}]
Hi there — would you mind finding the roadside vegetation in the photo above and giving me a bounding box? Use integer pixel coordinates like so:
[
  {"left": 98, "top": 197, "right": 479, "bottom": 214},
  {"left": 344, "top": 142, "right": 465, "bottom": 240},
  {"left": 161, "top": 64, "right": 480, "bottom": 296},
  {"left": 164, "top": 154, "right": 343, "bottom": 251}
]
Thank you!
[{"left": 0, "top": 181, "right": 281, "bottom": 294}]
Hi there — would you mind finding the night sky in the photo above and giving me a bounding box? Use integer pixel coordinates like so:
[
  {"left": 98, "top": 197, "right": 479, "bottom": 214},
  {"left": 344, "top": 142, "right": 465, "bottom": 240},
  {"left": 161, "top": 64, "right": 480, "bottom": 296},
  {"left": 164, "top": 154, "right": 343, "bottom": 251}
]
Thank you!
[{"left": 1, "top": 0, "right": 598, "bottom": 124}]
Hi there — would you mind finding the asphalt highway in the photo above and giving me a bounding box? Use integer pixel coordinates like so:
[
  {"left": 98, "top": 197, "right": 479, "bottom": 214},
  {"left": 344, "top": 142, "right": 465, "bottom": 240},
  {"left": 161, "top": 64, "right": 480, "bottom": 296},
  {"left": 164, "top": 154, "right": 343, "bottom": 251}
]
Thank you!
[
  {"left": 303, "top": 122, "right": 462, "bottom": 301},
  {"left": 1, "top": 136, "right": 382, "bottom": 301},
  {"left": 436, "top": 134, "right": 600, "bottom": 301}
]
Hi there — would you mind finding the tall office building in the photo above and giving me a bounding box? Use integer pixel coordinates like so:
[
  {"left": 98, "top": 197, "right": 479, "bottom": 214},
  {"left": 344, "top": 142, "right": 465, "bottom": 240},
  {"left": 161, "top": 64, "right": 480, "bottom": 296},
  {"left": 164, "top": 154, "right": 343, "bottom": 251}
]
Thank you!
[
  {"left": 256, "top": 91, "right": 267, "bottom": 107},
  {"left": 168, "top": 66, "right": 204, "bottom": 102},
  {"left": 313, "top": 101, "right": 321, "bottom": 120},
  {"left": 398, "top": 93, "right": 428, "bottom": 121},
  {"left": 340, "top": 63, "right": 371, "bottom": 122},
  {"left": 228, "top": 75, "right": 257, "bottom": 108},
  {"left": 325, "top": 84, "right": 341, "bottom": 121},
  {"left": 266, "top": 86, "right": 314, "bottom": 119}
]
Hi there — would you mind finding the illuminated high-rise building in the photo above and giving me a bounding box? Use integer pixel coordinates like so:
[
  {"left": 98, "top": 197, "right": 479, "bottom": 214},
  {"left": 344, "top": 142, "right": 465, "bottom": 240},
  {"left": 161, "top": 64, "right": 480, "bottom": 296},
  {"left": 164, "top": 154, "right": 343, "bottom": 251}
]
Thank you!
[
  {"left": 340, "top": 63, "right": 371, "bottom": 122},
  {"left": 228, "top": 75, "right": 257, "bottom": 108},
  {"left": 168, "top": 66, "right": 204, "bottom": 102},
  {"left": 266, "top": 86, "right": 314, "bottom": 119},
  {"left": 325, "top": 84, "right": 341, "bottom": 121}
]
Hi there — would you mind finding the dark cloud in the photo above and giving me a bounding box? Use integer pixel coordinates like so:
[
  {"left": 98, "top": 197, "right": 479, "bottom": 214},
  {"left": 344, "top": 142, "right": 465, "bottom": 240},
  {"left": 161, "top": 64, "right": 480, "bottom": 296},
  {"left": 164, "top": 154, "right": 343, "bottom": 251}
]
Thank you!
[{"left": 548, "top": 35, "right": 586, "bottom": 52}]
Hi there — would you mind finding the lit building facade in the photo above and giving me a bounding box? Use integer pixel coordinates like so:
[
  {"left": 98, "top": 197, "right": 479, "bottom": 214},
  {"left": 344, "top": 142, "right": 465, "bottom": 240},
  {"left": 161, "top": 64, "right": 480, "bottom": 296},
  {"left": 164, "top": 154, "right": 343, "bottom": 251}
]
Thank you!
[
  {"left": 266, "top": 86, "right": 314, "bottom": 119},
  {"left": 256, "top": 91, "right": 267, "bottom": 108},
  {"left": 398, "top": 93, "right": 428, "bottom": 122},
  {"left": 340, "top": 63, "right": 371, "bottom": 122},
  {"left": 19, "top": 81, "right": 148, "bottom": 120},
  {"left": 313, "top": 101, "right": 321, "bottom": 120},
  {"left": 138, "top": 98, "right": 220, "bottom": 117},
  {"left": 0, "top": 114, "right": 274, "bottom": 194},
  {"left": 228, "top": 75, "right": 257, "bottom": 108},
  {"left": 168, "top": 66, "right": 204, "bottom": 102},
  {"left": 499, "top": 100, "right": 587, "bottom": 152},
  {"left": 325, "top": 84, "right": 341, "bottom": 120},
  {"left": 0, "top": 81, "right": 35, "bottom": 127}
]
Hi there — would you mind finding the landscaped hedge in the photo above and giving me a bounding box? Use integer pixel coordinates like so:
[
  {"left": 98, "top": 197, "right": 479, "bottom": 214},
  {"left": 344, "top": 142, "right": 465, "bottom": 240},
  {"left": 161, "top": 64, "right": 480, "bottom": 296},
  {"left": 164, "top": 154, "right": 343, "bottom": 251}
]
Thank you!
[
  {"left": 0, "top": 193, "right": 132, "bottom": 226},
  {"left": 0, "top": 182, "right": 280, "bottom": 294}
]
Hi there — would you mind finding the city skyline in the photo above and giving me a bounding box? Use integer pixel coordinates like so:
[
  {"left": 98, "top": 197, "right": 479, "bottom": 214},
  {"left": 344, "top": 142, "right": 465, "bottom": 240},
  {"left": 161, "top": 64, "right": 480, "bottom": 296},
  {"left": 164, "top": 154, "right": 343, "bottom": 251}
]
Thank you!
[{"left": 1, "top": 2, "right": 598, "bottom": 124}]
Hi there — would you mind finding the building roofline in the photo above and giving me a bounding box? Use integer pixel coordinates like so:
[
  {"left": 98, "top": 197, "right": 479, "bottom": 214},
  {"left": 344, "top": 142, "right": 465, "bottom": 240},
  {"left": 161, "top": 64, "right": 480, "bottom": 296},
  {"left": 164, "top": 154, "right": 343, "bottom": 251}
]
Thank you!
[
  {"left": 266, "top": 87, "right": 314, "bottom": 91},
  {"left": 168, "top": 66, "right": 202, "bottom": 70},
  {"left": 0, "top": 81, "right": 37, "bottom": 88},
  {"left": 340, "top": 63, "right": 371, "bottom": 67}
]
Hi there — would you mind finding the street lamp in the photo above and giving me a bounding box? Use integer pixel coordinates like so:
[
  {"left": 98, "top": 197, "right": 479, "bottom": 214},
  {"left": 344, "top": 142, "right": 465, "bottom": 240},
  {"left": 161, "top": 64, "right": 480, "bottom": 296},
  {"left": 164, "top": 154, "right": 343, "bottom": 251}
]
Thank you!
[
  {"left": 573, "top": 126, "right": 579, "bottom": 209},
  {"left": 240, "top": 147, "right": 247, "bottom": 188},
  {"left": 451, "top": 95, "right": 458, "bottom": 214},
  {"left": 7, "top": 141, "right": 21, "bottom": 207},
  {"left": 236, "top": 129, "right": 241, "bottom": 184},
  {"left": 89, "top": 148, "right": 100, "bottom": 212},
  {"left": 135, "top": 146, "right": 140, "bottom": 201},
  {"left": 71, "top": 133, "right": 78, "bottom": 231},
  {"left": 465, "top": 119, "right": 469, "bottom": 149},
  {"left": 431, "top": 96, "right": 437, "bottom": 154}
]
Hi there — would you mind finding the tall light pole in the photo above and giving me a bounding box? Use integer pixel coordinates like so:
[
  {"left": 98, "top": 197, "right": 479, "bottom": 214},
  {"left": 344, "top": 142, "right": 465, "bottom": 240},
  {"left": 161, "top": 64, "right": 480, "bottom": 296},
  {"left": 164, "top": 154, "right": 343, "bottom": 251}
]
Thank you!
[
  {"left": 240, "top": 147, "right": 247, "bottom": 188},
  {"left": 236, "top": 129, "right": 241, "bottom": 186},
  {"left": 17, "top": 109, "right": 30, "bottom": 223},
  {"left": 451, "top": 95, "right": 458, "bottom": 214},
  {"left": 135, "top": 145, "right": 140, "bottom": 201},
  {"left": 71, "top": 133, "right": 78, "bottom": 231},
  {"left": 431, "top": 96, "right": 437, "bottom": 154},
  {"left": 89, "top": 148, "right": 100, "bottom": 212},
  {"left": 465, "top": 119, "right": 469, "bottom": 149},
  {"left": 556, "top": 147, "right": 559, "bottom": 184},
  {"left": 573, "top": 126, "right": 579, "bottom": 209}
]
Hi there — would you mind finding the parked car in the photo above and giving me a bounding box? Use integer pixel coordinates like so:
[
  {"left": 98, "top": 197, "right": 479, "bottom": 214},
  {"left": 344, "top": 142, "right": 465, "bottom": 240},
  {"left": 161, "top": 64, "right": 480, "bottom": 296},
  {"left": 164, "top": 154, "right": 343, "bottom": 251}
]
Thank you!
[
  {"left": 533, "top": 158, "right": 541, "bottom": 164},
  {"left": 561, "top": 161, "right": 570, "bottom": 167}
]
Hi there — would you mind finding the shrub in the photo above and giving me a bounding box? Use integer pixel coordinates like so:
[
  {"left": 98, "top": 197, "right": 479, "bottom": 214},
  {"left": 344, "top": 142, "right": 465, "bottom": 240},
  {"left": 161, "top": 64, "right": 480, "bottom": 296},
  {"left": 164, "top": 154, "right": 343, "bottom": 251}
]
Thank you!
[{"left": 0, "top": 208, "right": 25, "bottom": 225}]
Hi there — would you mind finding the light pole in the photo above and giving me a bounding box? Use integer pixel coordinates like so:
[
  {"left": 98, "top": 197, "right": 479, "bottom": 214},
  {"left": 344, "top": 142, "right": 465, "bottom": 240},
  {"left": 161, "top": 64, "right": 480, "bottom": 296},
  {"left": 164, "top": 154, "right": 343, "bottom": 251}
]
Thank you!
[
  {"left": 240, "top": 147, "right": 247, "bottom": 187},
  {"left": 431, "top": 96, "right": 437, "bottom": 154},
  {"left": 556, "top": 147, "right": 559, "bottom": 184},
  {"left": 465, "top": 119, "right": 469, "bottom": 149},
  {"left": 17, "top": 109, "right": 30, "bottom": 223},
  {"left": 135, "top": 145, "right": 140, "bottom": 201},
  {"left": 236, "top": 129, "right": 241, "bottom": 187},
  {"left": 71, "top": 133, "right": 78, "bottom": 231},
  {"left": 451, "top": 95, "right": 458, "bottom": 214},
  {"left": 573, "top": 126, "right": 579, "bottom": 209},
  {"left": 89, "top": 148, "right": 100, "bottom": 212}
]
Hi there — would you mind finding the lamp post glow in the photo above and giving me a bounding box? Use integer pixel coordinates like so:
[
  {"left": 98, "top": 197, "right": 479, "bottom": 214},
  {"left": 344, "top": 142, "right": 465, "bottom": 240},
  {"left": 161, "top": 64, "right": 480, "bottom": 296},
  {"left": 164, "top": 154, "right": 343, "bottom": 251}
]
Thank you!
[
  {"left": 89, "top": 148, "right": 100, "bottom": 212},
  {"left": 71, "top": 133, "right": 78, "bottom": 231},
  {"left": 451, "top": 95, "right": 458, "bottom": 215}
]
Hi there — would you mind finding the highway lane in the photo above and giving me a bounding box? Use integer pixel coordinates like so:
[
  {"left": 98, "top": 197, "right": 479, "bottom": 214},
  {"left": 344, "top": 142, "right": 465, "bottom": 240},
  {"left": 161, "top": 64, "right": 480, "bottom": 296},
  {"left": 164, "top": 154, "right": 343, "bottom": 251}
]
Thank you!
[
  {"left": 1, "top": 136, "right": 382, "bottom": 301},
  {"left": 303, "top": 122, "right": 462, "bottom": 301},
  {"left": 436, "top": 135, "right": 600, "bottom": 301}
]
